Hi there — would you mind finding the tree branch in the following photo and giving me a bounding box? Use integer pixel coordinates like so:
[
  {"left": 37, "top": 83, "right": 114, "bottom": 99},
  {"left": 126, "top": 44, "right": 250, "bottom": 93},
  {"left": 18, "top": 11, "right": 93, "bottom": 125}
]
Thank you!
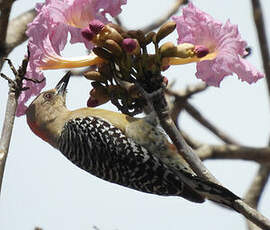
[
  {"left": 0, "top": 80, "right": 17, "bottom": 194},
  {"left": 136, "top": 84, "right": 270, "bottom": 229},
  {"left": 251, "top": 0, "right": 270, "bottom": 97},
  {"left": 245, "top": 166, "right": 270, "bottom": 230},
  {"left": 196, "top": 144, "right": 270, "bottom": 163},
  {"left": 167, "top": 87, "right": 239, "bottom": 145},
  {"left": 247, "top": 2, "right": 270, "bottom": 230},
  {"left": 184, "top": 102, "right": 239, "bottom": 145},
  {"left": 0, "top": 56, "right": 29, "bottom": 196},
  {"left": 141, "top": 0, "right": 188, "bottom": 33},
  {"left": 0, "top": 0, "right": 15, "bottom": 52},
  {"left": 166, "top": 83, "right": 208, "bottom": 128},
  {"left": 0, "top": 9, "right": 36, "bottom": 71}
]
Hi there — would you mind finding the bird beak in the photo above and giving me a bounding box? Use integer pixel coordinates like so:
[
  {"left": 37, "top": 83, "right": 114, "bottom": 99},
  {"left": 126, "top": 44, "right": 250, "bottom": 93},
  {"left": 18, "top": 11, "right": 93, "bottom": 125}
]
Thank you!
[{"left": 55, "top": 71, "right": 71, "bottom": 96}]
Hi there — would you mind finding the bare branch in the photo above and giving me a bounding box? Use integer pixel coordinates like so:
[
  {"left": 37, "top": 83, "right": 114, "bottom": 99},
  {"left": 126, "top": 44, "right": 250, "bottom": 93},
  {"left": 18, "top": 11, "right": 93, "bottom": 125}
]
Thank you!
[
  {"left": 167, "top": 87, "right": 239, "bottom": 145},
  {"left": 251, "top": 0, "right": 270, "bottom": 97},
  {"left": 245, "top": 166, "right": 270, "bottom": 208},
  {"left": 245, "top": 166, "right": 270, "bottom": 230},
  {"left": 0, "top": 9, "right": 36, "bottom": 70},
  {"left": 0, "top": 0, "right": 15, "bottom": 51},
  {"left": 184, "top": 102, "right": 239, "bottom": 145},
  {"left": 0, "top": 82, "right": 17, "bottom": 194},
  {"left": 166, "top": 83, "right": 208, "bottom": 127},
  {"left": 196, "top": 144, "right": 270, "bottom": 163},
  {"left": 6, "top": 9, "right": 36, "bottom": 52},
  {"left": 166, "top": 83, "right": 208, "bottom": 98},
  {"left": 0, "top": 56, "right": 29, "bottom": 196},
  {"left": 141, "top": 0, "right": 188, "bottom": 33},
  {"left": 234, "top": 200, "right": 270, "bottom": 230},
  {"left": 246, "top": 2, "right": 270, "bottom": 229}
]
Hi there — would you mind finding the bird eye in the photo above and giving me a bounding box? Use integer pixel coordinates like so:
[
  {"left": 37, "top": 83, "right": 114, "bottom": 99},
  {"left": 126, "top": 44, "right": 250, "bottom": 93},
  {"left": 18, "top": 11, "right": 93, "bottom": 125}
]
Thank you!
[{"left": 43, "top": 92, "right": 54, "bottom": 100}]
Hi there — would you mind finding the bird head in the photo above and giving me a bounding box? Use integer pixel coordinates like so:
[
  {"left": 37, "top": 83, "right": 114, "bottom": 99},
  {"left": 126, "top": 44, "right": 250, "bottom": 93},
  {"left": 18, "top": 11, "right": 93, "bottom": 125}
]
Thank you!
[{"left": 26, "top": 72, "right": 71, "bottom": 144}]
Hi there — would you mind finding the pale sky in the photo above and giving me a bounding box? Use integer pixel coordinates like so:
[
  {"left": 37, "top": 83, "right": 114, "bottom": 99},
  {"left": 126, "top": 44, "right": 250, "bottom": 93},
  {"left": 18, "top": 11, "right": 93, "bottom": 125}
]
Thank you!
[{"left": 0, "top": 0, "right": 270, "bottom": 229}]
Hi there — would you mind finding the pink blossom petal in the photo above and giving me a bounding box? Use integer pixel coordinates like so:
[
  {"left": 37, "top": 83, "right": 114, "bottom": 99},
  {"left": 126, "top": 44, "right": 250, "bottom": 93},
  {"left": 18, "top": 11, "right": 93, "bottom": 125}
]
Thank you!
[
  {"left": 196, "top": 58, "right": 229, "bottom": 87},
  {"left": 18, "top": 0, "right": 125, "bottom": 116},
  {"left": 233, "top": 57, "right": 264, "bottom": 83},
  {"left": 172, "top": 3, "right": 264, "bottom": 86},
  {"left": 95, "top": 0, "right": 127, "bottom": 17},
  {"left": 28, "top": 0, "right": 126, "bottom": 53}
]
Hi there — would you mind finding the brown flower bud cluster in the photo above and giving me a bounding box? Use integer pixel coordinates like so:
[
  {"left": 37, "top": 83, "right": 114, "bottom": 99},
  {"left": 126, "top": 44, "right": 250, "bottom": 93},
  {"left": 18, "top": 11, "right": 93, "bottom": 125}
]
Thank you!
[{"left": 81, "top": 20, "right": 183, "bottom": 116}]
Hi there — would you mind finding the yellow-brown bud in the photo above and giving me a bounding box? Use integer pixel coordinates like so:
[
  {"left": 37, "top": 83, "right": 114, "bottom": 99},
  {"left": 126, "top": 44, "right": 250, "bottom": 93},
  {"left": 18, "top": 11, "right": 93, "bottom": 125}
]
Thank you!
[
  {"left": 106, "top": 23, "right": 125, "bottom": 34},
  {"left": 93, "top": 47, "right": 113, "bottom": 60},
  {"left": 83, "top": 70, "right": 106, "bottom": 83},
  {"left": 144, "top": 32, "right": 156, "bottom": 46},
  {"left": 97, "top": 26, "right": 124, "bottom": 45},
  {"left": 156, "top": 21, "right": 176, "bottom": 43},
  {"left": 176, "top": 43, "right": 195, "bottom": 58},
  {"left": 88, "top": 85, "right": 110, "bottom": 107},
  {"left": 160, "top": 42, "right": 177, "bottom": 57},
  {"left": 104, "top": 39, "right": 123, "bottom": 57},
  {"left": 160, "top": 42, "right": 195, "bottom": 58},
  {"left": 98, "top": 64, "right": 112, "bottom": 80}
]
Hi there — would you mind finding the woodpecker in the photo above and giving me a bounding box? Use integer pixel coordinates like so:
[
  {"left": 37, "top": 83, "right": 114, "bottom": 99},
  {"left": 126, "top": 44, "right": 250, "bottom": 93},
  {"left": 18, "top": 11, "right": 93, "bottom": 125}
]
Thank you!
[{"left": 26, "top": 72, "right": 239, "bottom": 208}]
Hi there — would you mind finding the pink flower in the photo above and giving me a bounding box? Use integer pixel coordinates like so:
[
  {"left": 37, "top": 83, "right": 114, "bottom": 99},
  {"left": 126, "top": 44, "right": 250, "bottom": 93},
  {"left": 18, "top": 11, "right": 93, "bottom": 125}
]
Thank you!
[
  {"left": 172, "top": 3, "right": 264, "bottom": 86},
  {"left": 28, "top": 0, "right": 126, "bottom": 52},
  {"left": 17, "top": 0, "right": 126, "bottom": 116}
]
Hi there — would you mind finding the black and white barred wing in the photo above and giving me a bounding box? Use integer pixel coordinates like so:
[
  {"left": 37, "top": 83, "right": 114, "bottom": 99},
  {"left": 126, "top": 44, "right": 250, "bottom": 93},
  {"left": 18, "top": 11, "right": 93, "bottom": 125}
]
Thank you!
[{"left": 57, "top": 116, "right": 205, "bottom": 203}]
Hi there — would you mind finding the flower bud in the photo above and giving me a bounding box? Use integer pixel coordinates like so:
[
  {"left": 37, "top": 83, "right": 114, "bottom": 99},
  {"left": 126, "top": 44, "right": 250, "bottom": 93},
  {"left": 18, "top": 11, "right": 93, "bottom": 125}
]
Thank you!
[
  {"left": 160, "top": 42, "right": 177, "bottom": 57},
  {"left": 97, "top": 26, "right": 124, "bottom": 45},
  {"left": 89, "top": 20, "right": 105, "bottom": 34},
  {"left": 87, "top": 85, "right": 109, "bottom": 107},
  {"left": 144, "top": 32, "right": 156, "bottom": 46},
  {"left": 83, "top": 70, "right": 106, "bottom": 82},
  {"left": 98, "top": 64, "right": 112, "bottom": 80},
  {"left": 156, "top": 21, "right": 176, "bottom": 43},
  {"left": 87, "top": 97, "right": 99, "bottom": 107},
  {"left": 93, "top": 47, "right": 113, "bottom": 60},
  {"left": 81, "top": 27, "right": 95, "bottom": 41},
  {"left": 194, "top": 45, "right": 209, "bottom": 58},
  {"left": 176, "top": 43, "right": 195, "bottom": 58},
  {"left": 104, "top": 39, "right": 123, "bottom": 57},
  {"left": 160, "top": 42, "right": 195, "bottom": 58},
  {"left": 122, "top": 38, "right": 140, "bottom": 54},
  {"left": 107, "top": 23, "right": 125, "bottom": 34}
]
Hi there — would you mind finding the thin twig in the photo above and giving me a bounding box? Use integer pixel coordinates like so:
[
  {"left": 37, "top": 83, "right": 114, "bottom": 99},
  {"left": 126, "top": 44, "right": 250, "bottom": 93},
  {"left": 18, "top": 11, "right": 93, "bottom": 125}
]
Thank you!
[
  {"left": 196, "top": 144, "right": 270, "bottom": 163},
  {"left": 0, "top": 81, "right": 17, "bottom": 194},
  {"left": 234, "top": 200, "right": 270, "bottom": 230},
  {"left": 0, "top": 9, "right": 36, "bottom": 71},
  {"left": 184, "top": 102, "right": 239, "bottom": 145},
  {"left": 0, "top": 56, "right": 29, "bottom": 196},
  {"left": 245, "top": 166, "right": 270, "bottom": 208},
  {"left": 0, "top": 0, "right": 15, "bottom": 52},
  {"left": 251, "top": 0, "right": 270, "bottom": 97},
  {"left": 166, "top": 83, "right": 208, "bottom": 127},
  {"left": 141, "top": 0, "right": 188, "bottom": 33},
  {"left": 166, "top": 83, "right": 208, "bottom": 98},
  {"left": 245, "top": 166, "right": 270, "bottom": 230},
  {"left": 249, "top": 2, "right": 270, "bottom": 230},
  {"left": 5, "top": 9, "right": 36, "bottom": 52},
  {"left": 168, "top": 87, "right": 239, "bottom": 145}
]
